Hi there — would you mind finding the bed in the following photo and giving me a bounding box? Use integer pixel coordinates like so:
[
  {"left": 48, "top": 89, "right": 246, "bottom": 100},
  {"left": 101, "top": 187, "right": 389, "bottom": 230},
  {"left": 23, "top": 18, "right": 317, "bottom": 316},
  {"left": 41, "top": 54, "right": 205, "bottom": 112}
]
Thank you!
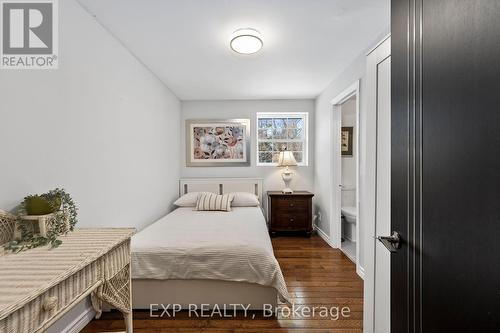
[{"left": 131, "top": 178, "right": 289, "bottom": 310}]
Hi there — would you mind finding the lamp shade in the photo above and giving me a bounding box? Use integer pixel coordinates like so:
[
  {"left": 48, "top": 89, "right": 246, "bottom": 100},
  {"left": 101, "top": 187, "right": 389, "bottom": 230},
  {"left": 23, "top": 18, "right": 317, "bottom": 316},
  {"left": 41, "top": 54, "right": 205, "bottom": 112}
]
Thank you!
[{"left": 277, "top": 150, "right": 297, "bottom": 167}]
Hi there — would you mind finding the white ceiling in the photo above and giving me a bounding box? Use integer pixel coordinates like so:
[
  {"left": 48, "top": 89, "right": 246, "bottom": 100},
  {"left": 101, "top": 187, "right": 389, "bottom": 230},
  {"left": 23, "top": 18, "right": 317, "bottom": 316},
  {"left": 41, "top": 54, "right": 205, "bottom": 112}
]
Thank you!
[{"left": 77, "top": 0, "right": 389, "bottom": 100}]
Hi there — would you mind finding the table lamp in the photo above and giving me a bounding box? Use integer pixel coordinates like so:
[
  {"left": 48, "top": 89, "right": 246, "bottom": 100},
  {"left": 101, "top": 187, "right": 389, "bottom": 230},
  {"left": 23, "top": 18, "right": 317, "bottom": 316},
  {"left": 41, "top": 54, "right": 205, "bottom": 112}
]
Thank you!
[{"left": 277, "top": 149, "right": 297, "bottom": 193}]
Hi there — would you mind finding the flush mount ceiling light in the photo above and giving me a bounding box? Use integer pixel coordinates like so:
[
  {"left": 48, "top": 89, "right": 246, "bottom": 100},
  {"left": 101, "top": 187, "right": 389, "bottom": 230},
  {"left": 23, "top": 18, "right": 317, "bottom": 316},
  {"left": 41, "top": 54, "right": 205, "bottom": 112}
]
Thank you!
[{"left": 230, "top": 28, "right": 263, "bottom": 54}]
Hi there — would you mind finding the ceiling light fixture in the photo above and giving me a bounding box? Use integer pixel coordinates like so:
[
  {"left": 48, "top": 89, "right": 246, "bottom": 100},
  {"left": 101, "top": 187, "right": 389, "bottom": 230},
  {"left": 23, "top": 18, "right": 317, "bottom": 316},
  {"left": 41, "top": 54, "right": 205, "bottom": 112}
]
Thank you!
[{"left": 230, "top": 28, "right": 263, "bottom": 54}]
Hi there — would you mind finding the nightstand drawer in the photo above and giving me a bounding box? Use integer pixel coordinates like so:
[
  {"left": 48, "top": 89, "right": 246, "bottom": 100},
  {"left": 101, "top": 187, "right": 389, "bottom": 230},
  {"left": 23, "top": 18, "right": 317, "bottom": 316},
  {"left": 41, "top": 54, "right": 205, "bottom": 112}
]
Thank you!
[
  {"left": 274, "top": 197, "right": 309, "bottom": 212},
  {"left": 273, "top": 212, "right": 308, "bottom": 229}
]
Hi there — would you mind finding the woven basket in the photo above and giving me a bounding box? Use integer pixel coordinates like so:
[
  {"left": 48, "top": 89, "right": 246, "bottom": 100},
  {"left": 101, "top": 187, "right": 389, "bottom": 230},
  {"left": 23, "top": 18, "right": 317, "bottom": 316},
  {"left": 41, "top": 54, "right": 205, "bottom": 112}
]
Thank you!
[
  {"left": 0, "top": 209, "right": 17, "bottom": 256},
  {"left": 18, "top": 213, "right": 70, "bottom": 237},
  {"left": 0, "top": 209, "right": 16, "bottom": 246}
]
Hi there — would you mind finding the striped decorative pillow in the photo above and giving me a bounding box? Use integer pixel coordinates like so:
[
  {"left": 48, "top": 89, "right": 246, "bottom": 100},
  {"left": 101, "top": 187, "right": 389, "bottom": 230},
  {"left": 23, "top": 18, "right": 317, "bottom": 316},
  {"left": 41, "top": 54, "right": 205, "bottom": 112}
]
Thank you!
[{"left": 195, "top": 193, "right": 234, "bottom": 212}]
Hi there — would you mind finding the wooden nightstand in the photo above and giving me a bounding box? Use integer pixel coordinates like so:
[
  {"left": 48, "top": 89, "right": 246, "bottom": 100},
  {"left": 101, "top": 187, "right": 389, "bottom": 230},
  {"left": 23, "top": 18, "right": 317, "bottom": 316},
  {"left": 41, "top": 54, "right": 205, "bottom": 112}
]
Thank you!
[{"left": 268, "top": 191, "right": 314, "bottom": 237}]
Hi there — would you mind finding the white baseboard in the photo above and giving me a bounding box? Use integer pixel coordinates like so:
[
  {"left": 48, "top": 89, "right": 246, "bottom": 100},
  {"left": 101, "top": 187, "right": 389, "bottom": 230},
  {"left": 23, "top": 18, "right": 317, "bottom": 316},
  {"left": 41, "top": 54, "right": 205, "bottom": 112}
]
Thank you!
[
  {"left": 46, "top": 298, "right": 96, "bottom": 333},
  {"left": 314, "top": 225, "right": 336, "bottom": 248},
  {"left": 64, "top": 306, "right": 95, "bottom": 333},
  {"left": 356, "top": 265, "right": 365, "bottom": 280}
]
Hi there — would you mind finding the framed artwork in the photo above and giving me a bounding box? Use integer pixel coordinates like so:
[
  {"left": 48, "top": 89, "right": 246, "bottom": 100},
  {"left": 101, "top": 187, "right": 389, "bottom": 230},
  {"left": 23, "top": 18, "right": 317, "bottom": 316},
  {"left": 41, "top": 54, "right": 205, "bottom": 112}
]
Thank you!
[
  {"left": 185, "top": 119, "right": 251, "bottom": 167},
  {"left": 341, "top": 126, "right": 353, "bottom": 157}
]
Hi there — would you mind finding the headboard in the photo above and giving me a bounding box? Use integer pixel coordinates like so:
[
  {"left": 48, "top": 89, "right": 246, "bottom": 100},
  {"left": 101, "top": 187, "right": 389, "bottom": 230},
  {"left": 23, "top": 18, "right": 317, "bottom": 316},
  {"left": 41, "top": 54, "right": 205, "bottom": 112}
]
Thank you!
[{"left": 179, "top": 178, "right": 264, "bottom": 203}]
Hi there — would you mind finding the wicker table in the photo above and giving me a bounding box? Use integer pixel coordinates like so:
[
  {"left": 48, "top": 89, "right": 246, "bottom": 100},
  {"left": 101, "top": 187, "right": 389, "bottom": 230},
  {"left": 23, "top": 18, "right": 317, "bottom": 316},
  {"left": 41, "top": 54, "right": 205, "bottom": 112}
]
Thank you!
[{"left": 0, "top": 227, "right": 135, "bottom": 333}]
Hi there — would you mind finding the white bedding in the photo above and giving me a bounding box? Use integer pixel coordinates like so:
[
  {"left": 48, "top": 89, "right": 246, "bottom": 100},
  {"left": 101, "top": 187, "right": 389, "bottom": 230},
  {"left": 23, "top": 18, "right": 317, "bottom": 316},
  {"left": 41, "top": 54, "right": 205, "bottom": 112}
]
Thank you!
[{"left": 131, "top": 207, "right": 290, "bottom": 303}]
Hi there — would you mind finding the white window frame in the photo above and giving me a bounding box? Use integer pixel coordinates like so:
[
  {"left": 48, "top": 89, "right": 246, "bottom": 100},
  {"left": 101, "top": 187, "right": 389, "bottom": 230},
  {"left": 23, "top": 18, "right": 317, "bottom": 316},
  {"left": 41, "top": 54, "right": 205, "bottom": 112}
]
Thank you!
[{"left": 256, "top": 112, "right": 309, "bottom": 166}]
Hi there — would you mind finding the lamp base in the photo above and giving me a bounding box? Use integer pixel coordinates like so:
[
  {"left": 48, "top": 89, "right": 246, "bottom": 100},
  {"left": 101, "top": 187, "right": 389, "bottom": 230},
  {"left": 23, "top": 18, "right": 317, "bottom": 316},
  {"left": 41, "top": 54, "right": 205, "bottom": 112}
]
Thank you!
[{"left": 281, "top": 168, "right": 294, "bottom": 194}]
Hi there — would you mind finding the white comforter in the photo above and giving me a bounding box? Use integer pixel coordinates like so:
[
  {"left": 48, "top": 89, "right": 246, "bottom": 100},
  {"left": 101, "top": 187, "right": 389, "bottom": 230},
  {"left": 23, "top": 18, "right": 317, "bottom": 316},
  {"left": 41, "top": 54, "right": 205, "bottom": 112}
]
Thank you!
[{"left": 131, "top": 207, "right": 290, "bottom": 302}]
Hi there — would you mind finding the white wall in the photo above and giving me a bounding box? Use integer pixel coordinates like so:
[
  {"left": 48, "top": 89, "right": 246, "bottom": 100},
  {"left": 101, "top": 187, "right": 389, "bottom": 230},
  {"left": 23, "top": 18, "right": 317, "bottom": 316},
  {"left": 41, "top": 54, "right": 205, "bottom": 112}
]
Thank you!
[
  {"left": 314, "top": 52, "right": 365, "bottom": 233},
  {"left": 314, "top": 30, "right": 388, "bottom": 271},
  {"left": 181, "top": 99, "right": 314, "bottom": 214},
  {"left": 0, "top": 0, "right": 181, "bottom": 231}
]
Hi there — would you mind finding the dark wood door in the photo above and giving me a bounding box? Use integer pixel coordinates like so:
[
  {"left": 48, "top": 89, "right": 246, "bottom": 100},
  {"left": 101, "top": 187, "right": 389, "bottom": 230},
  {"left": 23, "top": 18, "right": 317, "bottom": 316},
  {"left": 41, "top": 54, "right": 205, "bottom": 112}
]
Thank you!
[{"left": 391, "top": 0, "right": 500, "bottom": 332}]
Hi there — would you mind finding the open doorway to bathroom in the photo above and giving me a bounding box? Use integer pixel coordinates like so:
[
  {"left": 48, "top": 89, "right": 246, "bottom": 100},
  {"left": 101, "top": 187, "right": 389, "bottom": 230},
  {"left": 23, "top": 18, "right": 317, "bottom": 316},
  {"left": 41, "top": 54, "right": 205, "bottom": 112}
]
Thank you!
[
  {"left": 330, "top": 80, "right": 361, "bottom": 276},
  {"left": 340, "top": 96, "right": 357, "bottom": 262}
]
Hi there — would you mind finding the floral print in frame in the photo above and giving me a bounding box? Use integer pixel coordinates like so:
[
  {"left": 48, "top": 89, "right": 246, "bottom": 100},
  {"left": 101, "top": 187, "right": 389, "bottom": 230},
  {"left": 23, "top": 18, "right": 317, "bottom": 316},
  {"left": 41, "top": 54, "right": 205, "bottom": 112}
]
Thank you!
[{"left": 186, "top": 119, "right": 250, "bottom": 166}]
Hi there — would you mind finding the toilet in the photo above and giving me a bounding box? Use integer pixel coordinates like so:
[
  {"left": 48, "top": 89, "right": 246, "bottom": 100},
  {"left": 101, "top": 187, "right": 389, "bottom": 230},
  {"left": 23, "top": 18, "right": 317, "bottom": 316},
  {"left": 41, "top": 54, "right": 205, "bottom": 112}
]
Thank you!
[
  {"left": 341, "top": 206, "right": 357, "bottom": 241},
  {"left": 341, "top": 206, "right": 357, "bottom": 224}
]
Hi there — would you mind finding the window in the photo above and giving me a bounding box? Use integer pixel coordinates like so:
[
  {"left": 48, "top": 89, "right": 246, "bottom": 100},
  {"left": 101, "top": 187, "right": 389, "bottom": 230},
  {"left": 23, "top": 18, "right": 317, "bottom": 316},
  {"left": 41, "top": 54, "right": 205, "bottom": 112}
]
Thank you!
[{"left": 256, "top": 112, "right": 308, "bottom": 166}]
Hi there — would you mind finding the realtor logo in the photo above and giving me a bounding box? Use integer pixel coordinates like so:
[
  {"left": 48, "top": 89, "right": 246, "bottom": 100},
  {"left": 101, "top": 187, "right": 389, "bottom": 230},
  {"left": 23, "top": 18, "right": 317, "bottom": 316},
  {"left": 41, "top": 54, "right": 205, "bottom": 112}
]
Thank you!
[{"left": 1, "top": 0, "right": 58, "bottom": 69}]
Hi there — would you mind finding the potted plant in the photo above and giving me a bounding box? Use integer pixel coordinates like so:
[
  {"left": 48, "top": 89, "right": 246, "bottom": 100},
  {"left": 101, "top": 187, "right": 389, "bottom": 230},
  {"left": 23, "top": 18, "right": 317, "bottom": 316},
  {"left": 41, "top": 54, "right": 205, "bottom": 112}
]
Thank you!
[
  {"left": 4, "top": 188, "right": 78, "bottom": 252},
  {"left": 24, "top": 194, "right": 61, "bottom": 215}
]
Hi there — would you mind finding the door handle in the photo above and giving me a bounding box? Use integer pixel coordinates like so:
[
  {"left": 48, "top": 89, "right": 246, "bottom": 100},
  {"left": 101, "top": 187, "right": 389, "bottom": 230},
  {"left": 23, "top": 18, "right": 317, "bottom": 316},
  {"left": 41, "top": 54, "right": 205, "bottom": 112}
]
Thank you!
[{"left": 376, "top": 231, "right": 401, "bottom": 252}]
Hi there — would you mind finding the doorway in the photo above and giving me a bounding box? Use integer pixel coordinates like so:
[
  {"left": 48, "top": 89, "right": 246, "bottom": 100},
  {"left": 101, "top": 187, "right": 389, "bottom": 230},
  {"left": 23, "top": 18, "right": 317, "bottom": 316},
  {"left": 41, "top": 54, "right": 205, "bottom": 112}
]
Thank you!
[
  {"left": 340, "top": 96, "right": 357, "bottom": 262},
  {"left": 330, "top": 80, "right": 361, "bottom": 276}
]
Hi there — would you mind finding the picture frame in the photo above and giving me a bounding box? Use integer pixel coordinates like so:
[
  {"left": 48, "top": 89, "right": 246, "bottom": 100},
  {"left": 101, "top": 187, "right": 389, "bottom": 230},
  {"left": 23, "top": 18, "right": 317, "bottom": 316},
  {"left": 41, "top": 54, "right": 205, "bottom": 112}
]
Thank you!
[
  {"left": 341, "top": 126, "right": 353, "bottom": 157},
  {"left": 185, "top": 119, "right": 251, "bottom": 167}
]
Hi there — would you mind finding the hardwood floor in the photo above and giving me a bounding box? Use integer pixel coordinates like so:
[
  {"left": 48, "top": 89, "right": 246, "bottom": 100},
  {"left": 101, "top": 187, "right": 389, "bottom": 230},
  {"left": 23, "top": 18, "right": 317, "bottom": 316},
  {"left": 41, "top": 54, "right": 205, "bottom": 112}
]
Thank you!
[{"left": 82, "top": 234, "right": 363, "bottom": 333}]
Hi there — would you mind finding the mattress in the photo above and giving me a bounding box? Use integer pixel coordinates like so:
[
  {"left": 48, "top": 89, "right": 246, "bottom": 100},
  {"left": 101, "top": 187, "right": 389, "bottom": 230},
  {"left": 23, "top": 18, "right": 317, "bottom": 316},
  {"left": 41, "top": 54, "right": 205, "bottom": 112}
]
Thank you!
[{"left": 131, "top": 207, "right": 289, "bottom": 303}]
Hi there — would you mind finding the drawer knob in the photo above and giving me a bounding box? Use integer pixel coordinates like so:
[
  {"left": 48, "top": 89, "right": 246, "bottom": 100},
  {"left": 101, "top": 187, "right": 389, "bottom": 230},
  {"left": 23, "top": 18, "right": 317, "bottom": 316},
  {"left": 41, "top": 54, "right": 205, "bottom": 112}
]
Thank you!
[
  {"left": 43, "top": 296, "right": 58, "bottom": 312},
  {"left": 290, "top": 218, "right": 295, "bottom": 222},
  {"left": 290, "top": 203, "right": 294, "bottom": 207}
]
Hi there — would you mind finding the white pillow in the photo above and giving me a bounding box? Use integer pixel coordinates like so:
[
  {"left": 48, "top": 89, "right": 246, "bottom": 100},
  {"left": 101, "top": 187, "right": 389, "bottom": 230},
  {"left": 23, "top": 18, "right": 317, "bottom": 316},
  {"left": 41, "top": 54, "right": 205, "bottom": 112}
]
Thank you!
[
  {"left": 174, "top": 192, "right": 213, "bottom": 207},
  {"left": 230, "top": 192, "right": 260, "bottom": 207}
]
